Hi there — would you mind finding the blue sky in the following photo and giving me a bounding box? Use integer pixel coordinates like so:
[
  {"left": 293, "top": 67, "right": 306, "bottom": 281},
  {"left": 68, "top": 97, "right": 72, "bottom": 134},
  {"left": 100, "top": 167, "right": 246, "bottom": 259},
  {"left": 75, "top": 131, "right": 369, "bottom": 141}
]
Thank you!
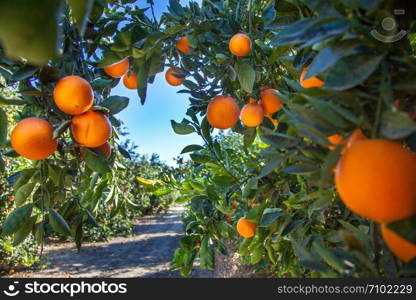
[{"left": 111, "top": 0, "right": 202, "bottom": 165}]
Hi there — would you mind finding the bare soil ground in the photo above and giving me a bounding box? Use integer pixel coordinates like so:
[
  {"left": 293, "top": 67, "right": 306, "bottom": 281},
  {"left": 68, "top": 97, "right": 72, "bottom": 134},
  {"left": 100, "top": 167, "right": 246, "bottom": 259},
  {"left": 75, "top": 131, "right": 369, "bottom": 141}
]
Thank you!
[{"left": 7, "top": 206, "right": 213, "bottom": 278}]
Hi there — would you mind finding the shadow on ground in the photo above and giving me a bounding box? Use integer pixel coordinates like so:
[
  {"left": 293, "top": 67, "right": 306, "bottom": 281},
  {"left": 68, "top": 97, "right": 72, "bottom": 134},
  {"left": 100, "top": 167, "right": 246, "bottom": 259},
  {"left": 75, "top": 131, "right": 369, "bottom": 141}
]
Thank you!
[{"left": 8, "top": 206, "right": 213, "bottom": 278}]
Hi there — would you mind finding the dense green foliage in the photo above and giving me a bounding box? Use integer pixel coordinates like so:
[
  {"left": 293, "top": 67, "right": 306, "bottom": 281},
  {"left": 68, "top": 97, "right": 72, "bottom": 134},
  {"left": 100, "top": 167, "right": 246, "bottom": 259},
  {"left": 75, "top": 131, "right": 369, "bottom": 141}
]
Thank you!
[{"left": 1, "top": 0, "right": 416, "bottom": 278}]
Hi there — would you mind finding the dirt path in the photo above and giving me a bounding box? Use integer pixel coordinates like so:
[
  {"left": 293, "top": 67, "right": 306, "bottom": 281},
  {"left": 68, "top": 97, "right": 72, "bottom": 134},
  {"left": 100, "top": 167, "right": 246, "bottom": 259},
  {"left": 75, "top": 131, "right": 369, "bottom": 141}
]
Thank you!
[{"left": 9, "top": 206, "right": 212, "bottom": 278}]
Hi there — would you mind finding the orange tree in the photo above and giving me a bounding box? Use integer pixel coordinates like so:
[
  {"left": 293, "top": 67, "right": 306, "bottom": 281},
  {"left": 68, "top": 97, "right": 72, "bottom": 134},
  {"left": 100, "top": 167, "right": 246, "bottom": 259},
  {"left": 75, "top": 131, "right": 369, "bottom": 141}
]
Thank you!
[
  {"left": 0, "top": 0, "right": 169, "bottom": 256},
  {"left": 1, "top": 0, "right": 416, "bottom": 278},
  {"left": 125, "top": 0, "right": 416, "bottom": 277}
]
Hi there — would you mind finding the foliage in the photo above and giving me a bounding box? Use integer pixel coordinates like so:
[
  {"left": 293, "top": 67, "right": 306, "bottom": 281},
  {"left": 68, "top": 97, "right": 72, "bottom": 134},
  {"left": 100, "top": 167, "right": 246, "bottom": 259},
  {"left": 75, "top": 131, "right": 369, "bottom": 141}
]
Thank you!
[{"left": 1, "top": 0, "right": 416, "bottom": 278}]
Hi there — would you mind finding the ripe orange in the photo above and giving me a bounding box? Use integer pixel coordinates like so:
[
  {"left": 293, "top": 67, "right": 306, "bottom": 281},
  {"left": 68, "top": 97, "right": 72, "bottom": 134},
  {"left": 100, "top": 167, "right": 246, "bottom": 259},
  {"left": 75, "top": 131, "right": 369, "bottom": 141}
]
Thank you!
[
  {"left": 230, "top": 200, "right": 238, "bottom": 209},
  {"left": 229, "top": 33, "right": 251, "bottom": 57},
  {"left": 11, "top": 118, "right": 57, "bottom": 160},
  {"left": 327, "top": 134, "right": 344, "bottom": 150},
  {"left": 196, "top": 241, "right": 201, "bottom": 248},
  {"left": 381, "top": 224, "right": 416, "bottom": 262},
  {"left": 123, "top": 71, "right": 138, "bottom": 89},
  {"left": 176, "top": 36, "right": 191, "bottom": 54},
  {"left": 165, "top": 67, "right": 184, "bottom": 86},
  {"left": 226, "top": 216, "right": 232, "bottom": 222},
  {"left": 240, "top": 99, "right": 264, "bottom": 127},
  {"left": 71, "top": 110, "right": 112, "bottom": 147},
  {"left": 251, "top": 202, "right": 261, "bottom": 207},
  {"left": 259, "top": 89, "right": 283, "bottom": 115},
  {"left": 207, "top": 95, "right": 240, "bottom": 129},
  {"left": 335, "top": 139, "right": 416, "bottom": 223},
  {"left": 104, "top": 58, "right": 129, "bottom": 78},
  {"left": 237, "top": 217, "right": 257, "bottom": 238},
  {"left": 53, "top": 75, "right": 94, "bottom": 115},
  {"left": 300, "top": 68, "right": 325, "bottom": 88}
]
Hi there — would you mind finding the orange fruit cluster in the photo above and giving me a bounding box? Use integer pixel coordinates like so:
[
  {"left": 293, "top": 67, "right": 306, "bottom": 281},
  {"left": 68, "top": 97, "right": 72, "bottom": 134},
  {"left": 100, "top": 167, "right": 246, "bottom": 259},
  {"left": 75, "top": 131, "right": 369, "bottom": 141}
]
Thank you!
[
  {"left": 334, "top": 129, "right": 416, "bottom": 261},
  {"left": 104, "top": 57, "right": 138, "bottom": 90},
  {"left": 10, "top": 73, "right": 114, "bottom": 161},
  {"left": 206, "top": 88, "right": 284, "bottom": 130},
  {"left": 53, "top": 75, "right": 112, "bottom": 152}
]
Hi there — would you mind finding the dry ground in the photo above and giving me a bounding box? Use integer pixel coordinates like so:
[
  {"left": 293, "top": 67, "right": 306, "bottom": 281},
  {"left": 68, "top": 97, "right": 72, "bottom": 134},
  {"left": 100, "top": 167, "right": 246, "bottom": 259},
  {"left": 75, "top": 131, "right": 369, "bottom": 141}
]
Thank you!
[{"left": 7, "top": 206, "right": 213, "bottom": 278}]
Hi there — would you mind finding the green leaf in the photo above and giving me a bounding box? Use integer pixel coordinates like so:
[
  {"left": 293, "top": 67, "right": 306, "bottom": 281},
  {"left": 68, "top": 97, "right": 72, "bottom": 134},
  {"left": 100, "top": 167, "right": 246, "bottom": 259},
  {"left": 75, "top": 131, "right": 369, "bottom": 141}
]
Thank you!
[
  {"left": 257, "top": 155, "right": 285, "bottom": 179},
  {"left": 168, "top": 0, "right": 185, "bottom": 17},
  {"left": 292, "top": 240, "right": 330, "bottom": 273},
  {"left": 97, "top": 51, "right": 129, "bottom": 68},
  {"left": 305, "top": 97, "right": 350, "bottom": 129},
  {"left": 201, "top": 117, "right": 212, "bottom": 143},
  {"left": 11, "top": 65, "right": 39, "bottom": 81},
  {"left": 0, "top": 155, "right": 5, "bottom": 172},
  {"left": 47, "top": 164, "right": 61, "bottom": 187},
  {"left": 2, "top": 203, "right": 33, "bottom": 236},
  {"left": 387, "top": 216, "right": 416, "bottom": 244},
  {"left": 320, "top": 147, "right": 341, "bottom": 188},
  {"left": 53, "top": 120, "right": 71, "bottom": 139},
  {"left": 237, "top": 62, "right": 256, "bottom": 93},
  {"left": 154, "top": 188, "right": 173, "bottom": 196},
  {"left": 380, "top": 111, "right": 416, "bottom": 139},
  {"left": 91, "top": 78, "right": 114, "bottom": 90},
  {"left": 13, "top": 217, "right": 34, "bottom": 246},
  {"left": 181, "top": 144, "right": 204, "bottom": 154},
  {"left": 306, "top": 40, "right": 359, "bottom": 79},
  {"left": 102, "top": 96, "right": 129, "bottom": 115},
  {"left": 0, "top": 0, "right": 64, "bottom": 64},
  {"left": 273, "top": 19, "right": 351, "bottom": 48},
  {"left": 0, "top": 107, "right": 7, "bottom": 147},
  {"left": 246, "top": 206, "right": 263, "bottom": 223},
  {"left": 0, "top": 96, "right": 28, "bottom": 106},
  {"left": 283, "top": 163, "right": 319, "bottom": 175},
  {"left": 259, "top": 208, "right": 284, "bottom": 227},
  {"left": 179, "top": 236, "right": 195, "bottom": 253},
  {"left": 250, "top": 247, "right": 265, "bottom": 264},
  {"left": 117, "top": 144, "right": 131, "bottom": 160},
  {"left": 86, "top": 209, "right": 99, "bottom": 227},
  {"left": 262, "top": 0, "right": 276, "bottom": 25},
  {"left": 49, "top": 208, "right": 72, "bottom": 236},
  {"left": 68, "top": 0, "right": 94, "bottom": 35},
  {"left": 313, "top": 240, "right": 346, "bottom": 272},
  {"left": 281, "top": 220, "right": 304, "bottom": 236},
  {"left": 243, "top": 127, "right": 256, "bottom": 148},
  {"left": 200, "top": 235, "right": 215, "bottom": 270},
  {"left": 324, "top": 53, "right": 384, "bottom": 90},
  {"left": 110, "top": 31, "right": 132, "bottom": 52},
  {"left": 190, "top": 153, "right": 211, "bottom": 163},
  {"left": 171, "top": 119, "right": 195, "bottom": 135},
  {"left": 14, "top": 182, "right": 36, "bottom": 206},
  {"left": 135, "top": 59, "right": 150, "bottom": 104},
  {"left": 83, "top": 148, "right": 111, "bottom": 173}
]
